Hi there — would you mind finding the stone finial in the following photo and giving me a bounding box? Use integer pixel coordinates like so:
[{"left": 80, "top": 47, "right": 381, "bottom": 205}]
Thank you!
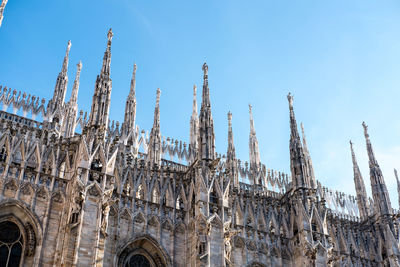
[
  {"left": 287, "top": 93, "right": 294, "bottom": 110},
  {"left": 362, "top": 121, "right": 368, "bottom": 139},
  {"left": 62, "top": 40, "right": 72, "bottom": 74},
  {"left": 227, "top": 111, "right": 232, "bottom": 128},
  {"left": 156, "top": 88, "right": 161, "bottom": 107},
  {"left": 70, "top": 61, "right": 82, "bottom": 103},
  {"left": 202, "top": 62, "right": 208, "bottom": 77},
  {"left": 130, "top": 63, "right": 137, "bottom": 96},
  {"left": 107, "top": 28, "right": 113, "bottom": 45},
  {"left": 249, "top": 104, "right": 255, "bottom": 134}
]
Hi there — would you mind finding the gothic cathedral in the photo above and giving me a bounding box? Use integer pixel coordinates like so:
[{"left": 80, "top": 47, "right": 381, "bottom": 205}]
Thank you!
[{"left": 0, "top": 27, "right": 400, "bottom": 267}]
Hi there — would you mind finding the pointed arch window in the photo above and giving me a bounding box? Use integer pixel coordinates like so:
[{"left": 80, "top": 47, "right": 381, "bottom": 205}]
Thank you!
[
  {"left": 0, "top": 146, "right": 7, "bottom": 162},
  {"left": 151, "top": 188, "right": 159, "bottom": 204},
  {"left": 0, "top": 221, "right": 24, "bottom": 267},
  {"left": 125, "top": 254, "right": 151, "bottom": 267},
  {"left": 136, "top": 185, "right": 143, "bottom": 200}
]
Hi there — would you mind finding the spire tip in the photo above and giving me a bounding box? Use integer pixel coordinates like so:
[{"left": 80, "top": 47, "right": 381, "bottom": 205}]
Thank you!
[
  {"left": 362, "top": 121, "right": 369, "bottom": 138},
  {"left": 287, "top": 93, "right": 293, "bottom": 109},
  {"left": 108, "top": 28, "right": 113, "bottom": 40},
  {"left": 202, "top": 62, "right": 208, "bottom": 76}
]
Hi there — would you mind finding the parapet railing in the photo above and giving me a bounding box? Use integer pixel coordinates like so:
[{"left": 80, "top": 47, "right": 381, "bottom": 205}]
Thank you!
[{"left": 316, "top": 181, "right": 361, "bottom": 218}]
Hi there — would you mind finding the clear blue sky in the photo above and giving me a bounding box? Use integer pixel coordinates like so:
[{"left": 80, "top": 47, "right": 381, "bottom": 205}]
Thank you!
[{"left": 1, "top": 1, "right": 400, "bottom": 207}]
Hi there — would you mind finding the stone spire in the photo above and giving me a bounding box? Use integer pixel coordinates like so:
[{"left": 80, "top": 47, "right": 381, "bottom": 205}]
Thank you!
[
  {"left": 88, "top": 29, "right": 113, "bottom": 133},
  {"left": 227, "top": 112, "right": 235, "bottom": 161},
  {"left": 287, "top": 93, "right": 310, "bottom": 189},
  {"left": 198, "top": 63, "right": 215, "bottom": 161},
  {"left": 0, "top": 0, "right": 8, "bottom": 27},
  {"left": 350, "top": 140, "right": 369, "bottom": 220},
  {"left": 101, "top": 29, "right": 113, "bottom": 77},
  {"left": 227, "top": 111, "right": 238, "bottom": 187},
  {"left": 362, "top": 122, "right": 392, "bottom": 216},
  {"left": 70, "top": 61, "right": 82, "bottom": 105},
  {"left": 395, "top": 169, "right": 400, "bottom": 210},
  {"left": 147, "top": 88, "right": 162, "bottom": 165},
  {"left": 123, "top": 63, "right": 137, "bottom": 134},
  {"left": 61, "top": 61, "right": 82, "bottom": 138},
  {"left": 300, "top": 123, "right": 316, "bottom": 189},
  {"left": 249, "top": 104, "right": 261, "bottom": 183},
  {"left": 49, "top": 40, "right": 71, "bottom": 115},
  {"left": 189, "top": 85, "right": 199, "bottom": 153}
]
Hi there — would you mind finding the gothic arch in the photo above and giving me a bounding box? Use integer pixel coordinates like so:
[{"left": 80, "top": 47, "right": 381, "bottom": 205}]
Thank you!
[
  {"left": 0, "top": 199, "right": 42, "bottom": 266},
  {"left": 246, "top": 261, "right": 268, "bottom": 267},
  {"left": 117, "top": 234, "right": 172, "bottom": 267}
]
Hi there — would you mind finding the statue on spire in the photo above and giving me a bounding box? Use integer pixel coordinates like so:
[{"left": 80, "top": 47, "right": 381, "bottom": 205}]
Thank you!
[
  {"left": 107, "top": 28, "right": 113, "bottom": 46},
  {"left": 287, "top": 92, "right": 294, "bottom": 110},
  {"left": 202, "top": 62, "right": 208, "bottom": 77},
  {"left": 62, "top": 40, "right": 72, "bottom": 75}
]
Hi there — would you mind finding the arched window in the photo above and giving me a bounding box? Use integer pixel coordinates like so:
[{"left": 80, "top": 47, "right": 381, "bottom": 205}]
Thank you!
[
  {"left": 151, "top": 188, "right": 159, "bottom": 204},
  {"left": 136, "top": 185, "right": 143, "bottom": 200},
  {"left": 125, "top": 254, "right": 151, "bottom": 267},
  {"left": 0, "top": 146, "right": 7, "bottom": 162},
  {"left": 0, "top": 221, "right": 23, "bottom": 267}
]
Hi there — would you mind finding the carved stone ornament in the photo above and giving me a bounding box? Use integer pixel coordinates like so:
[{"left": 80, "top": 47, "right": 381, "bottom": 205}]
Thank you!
[
  {"left": 175, "top": 223, "right": 185, "bottom": 234},
  {"left": 24, "top": 222, "right": 36, "bottom": 256},
  {"left": 134, "top": 213, "right": 145, "bottom": 224},
  {"left": 234, "top": 236, "right": 245, "bottom": 248},
  {"left": 258, "top": 242, "right": 268, "bottom": 255},
  {"left": 246, "top": 240, "right": 257, "bottom": 251},
  {"left": 52, "top": 191, "right": 63, "bottom": 203},
  {"left": 88, "top": 185, "right": 100, "bottom": 197},
  {"left": 162, "top": 219, "right": 173, "bottom": 231},
  {"left": 109, "top": 206, "right": 117, "bottom": 217},
  {"left": 4, "top": 179, "right": 17, "bottom": 191},
  {"left": 120, "top": 210, "right": 131, "bottom": 221},
  {"left": 36, "top": 187, "right": 48, "bottom": 200},
  {"left": 148, "top": 216, "right": 159, "bottom": 227},
  {"left": 20, "top": 184, "right": 32, "bottom": 195}
]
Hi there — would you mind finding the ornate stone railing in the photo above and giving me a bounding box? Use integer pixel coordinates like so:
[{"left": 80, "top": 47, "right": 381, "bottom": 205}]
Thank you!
[{"left": 316, "top": 181, "right": 360, "bottom": 218}]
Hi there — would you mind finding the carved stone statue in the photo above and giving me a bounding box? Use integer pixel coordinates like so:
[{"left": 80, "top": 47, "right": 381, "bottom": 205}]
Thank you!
[
  {"left": 100, "top": 202, "right": 110, "bottom": 236},
  {"left": 224, "top": 224, "right": 241, "bottom": 261}
]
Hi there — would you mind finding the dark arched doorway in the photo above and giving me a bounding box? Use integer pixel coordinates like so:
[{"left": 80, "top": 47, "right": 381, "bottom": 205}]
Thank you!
[
  {"left": 125, "top": 254, "right": 151, "bottom": 267},
  {"left": 118, "top": 235, "right": 171, "bottom": 267},
  {"left": 0, "top": 221, "right": 24, "bottom": 267}
]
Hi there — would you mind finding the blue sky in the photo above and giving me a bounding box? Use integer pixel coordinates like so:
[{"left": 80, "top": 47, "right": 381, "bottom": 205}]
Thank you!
[{"left": 1, "top": 1, "right": 400, "bottom": 207}]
